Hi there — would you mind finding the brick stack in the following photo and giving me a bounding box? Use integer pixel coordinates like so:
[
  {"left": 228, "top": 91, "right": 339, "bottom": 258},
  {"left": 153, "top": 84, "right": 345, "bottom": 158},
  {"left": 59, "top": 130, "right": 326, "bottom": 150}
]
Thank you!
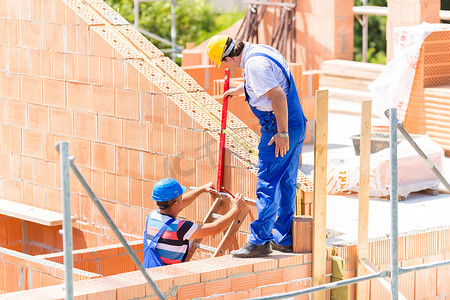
[{"left": 405, "top": 29, "right": 450, "bottom": 153}]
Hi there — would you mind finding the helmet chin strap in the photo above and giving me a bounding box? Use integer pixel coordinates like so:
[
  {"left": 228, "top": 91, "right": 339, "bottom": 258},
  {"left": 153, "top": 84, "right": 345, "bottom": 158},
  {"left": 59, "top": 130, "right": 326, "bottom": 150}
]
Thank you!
[{"left": 221, "top": 40, "right": 235, "bottom": 60}]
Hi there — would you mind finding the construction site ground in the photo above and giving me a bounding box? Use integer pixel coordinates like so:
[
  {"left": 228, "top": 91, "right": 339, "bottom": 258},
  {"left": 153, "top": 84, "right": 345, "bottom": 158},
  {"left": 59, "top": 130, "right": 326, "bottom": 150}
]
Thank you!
[{"left": 299, "top": 110, "right": 450, "bottom": 246}]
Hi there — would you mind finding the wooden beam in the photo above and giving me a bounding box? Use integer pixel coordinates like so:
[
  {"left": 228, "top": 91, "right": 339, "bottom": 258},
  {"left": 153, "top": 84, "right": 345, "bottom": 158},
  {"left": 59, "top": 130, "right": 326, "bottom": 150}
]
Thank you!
[
  {"left": 243, "top": 1, "right": 296, "bottom": 8},
  {"left": 312, "top": 90, "right": 328, "bottom": 300},
  {"left": 0, "top": 198, "right": 75, "bottom": 226},
  {"left": 360, "top": 258, "right": 408, "bottom": 300},
  {"left": 357, "top": 100, "right": 372, "bottom": 299}
]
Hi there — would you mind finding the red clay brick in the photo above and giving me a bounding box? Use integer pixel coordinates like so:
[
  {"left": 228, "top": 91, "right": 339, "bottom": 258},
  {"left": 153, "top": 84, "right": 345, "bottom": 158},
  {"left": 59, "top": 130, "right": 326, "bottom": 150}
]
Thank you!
[
  {"left": 177, "top": 282, "right": 205, "bottom": 300},
  {"left": 114, "top": 59, "right": 126, "bottom": 89},
  {"left": 125, "top": 62, "right": 139, "bottom": 91},
  {"left": 22, "top": 129, "right": 44, "bottom": 158},
  {"left": 50, "top": 107, "right": 73, "bottom": 136},
  {"left": 122, "top": 119, "right": 140, "bottom": 149},
  {"left": 73, "top": 110, "right": 97, "bottom": 141},
  {"left": 0, "top": 72, "right": 20, "bottom": 100},
  {"left": 43, "top": 23, "right": 63, "bottom": 52},
  {"left": 27, "top": 103, "right": 49, "bottom": 132},
  {"left": 64, "top": 53, "right": 76, "bottom": 81},
  {"left": 6, "top": 99, "right": 26, "bottom": 127},
  {"left": 116, "top": 88, "right": 139, "bottom": 119},
  {"left": 128, "top": 149, "right": 141, "bottom": 178},
  {"left": 68, "top": 137, "right": 91, "bottom": 168},
  {"left": 65, "top": 24, "right": 77, "bottom": 54},
  {"left": 100, "top": 57, "right": 114, "bottom": 87},
  {"left": 52, "top": 50, "right": 65, "bottom": 80},
  {"left": 105, "top": 172, "right": 116, "bottom": 201},
  {"left": 76, "top": 54, "right": 89, "bottom": 83},
  {"left": 21, "top": 75, "right": 43, "bottom": 104},
  {"left": 7, "top": 44, "right": 19, "bottom": 74},
  {"left": 115, "top": 146, "right": 129, "bottom": 177},
  {"left": 92, "top": 85, "right": 114, "bottom": 115},
  {"left": 90, "top": 28, "right": 114, "bottom": 58},
  {"left": 92, "top": 142, "right": 115, "bottom": 173},
  {"left": 19, "top": 20, "right": 42, "bottom": 49},
  {"left": 34, "top": 159, "right": 56, "bottom": 187},
  {"left": 129, "top": 177, "right": 143, "bottom": 207},
  {"left": 44, "top": 78, "right": 66, "bottom": 108},
  {"left": 18, "top": 47, "right": 29, "bottom": 74},
  {"left": 98, "top": 114, "right": 122, "bottom": 145},
  {"left": 116, "top": 175, "right": 129, "bottom": 205}
]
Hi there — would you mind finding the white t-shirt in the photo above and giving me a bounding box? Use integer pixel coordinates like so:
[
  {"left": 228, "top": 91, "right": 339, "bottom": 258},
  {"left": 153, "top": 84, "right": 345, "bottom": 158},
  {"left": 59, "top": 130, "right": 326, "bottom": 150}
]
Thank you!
[{"left": 240, "top": 43, "right": 290, "bottom": 112}]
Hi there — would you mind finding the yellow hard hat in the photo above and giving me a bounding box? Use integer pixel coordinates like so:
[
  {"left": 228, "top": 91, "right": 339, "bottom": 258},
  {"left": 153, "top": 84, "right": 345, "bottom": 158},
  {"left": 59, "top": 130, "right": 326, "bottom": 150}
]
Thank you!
[{"left": 207, "top": 35, "right": 229, "bottom": 67}]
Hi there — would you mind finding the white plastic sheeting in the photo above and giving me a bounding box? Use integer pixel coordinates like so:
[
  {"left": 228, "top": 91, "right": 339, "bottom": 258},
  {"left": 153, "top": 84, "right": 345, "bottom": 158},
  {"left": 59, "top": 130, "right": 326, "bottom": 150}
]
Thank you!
[
  {"left": 369, "top": 22, "right": 450, "bottom": 121},
  {"left": 327, "top": 136, "right": 444, "bottom": 198}
]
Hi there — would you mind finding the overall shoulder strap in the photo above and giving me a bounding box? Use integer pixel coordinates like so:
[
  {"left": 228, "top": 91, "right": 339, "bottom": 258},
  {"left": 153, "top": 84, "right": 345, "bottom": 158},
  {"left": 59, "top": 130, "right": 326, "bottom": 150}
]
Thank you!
[{"left": 247, "top": 52, "right": 290, "bottom": 79}]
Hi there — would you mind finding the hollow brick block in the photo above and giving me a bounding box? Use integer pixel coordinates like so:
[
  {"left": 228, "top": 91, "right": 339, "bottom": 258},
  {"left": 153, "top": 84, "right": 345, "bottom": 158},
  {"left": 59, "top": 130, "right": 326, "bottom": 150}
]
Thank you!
[
  {"left": 91, "top": 85, "right": 114, "bottom": 115},
  {"left": 116, "top": 88, "right": 139, "bottom": 120},
  {"left": 92, "top": 142, "right": 115, "bottom": 173},
  {"left": 98, "top": 114, "right": 122, "bottom": 145},
  {"left": 22, "top": 129, "right": 44, "bottom": 159},
  {"left": 50, "top": 107, "right": 73, "bottom": 136},
  {"left": 21, "top": 75, "right": 43, "bottom": 104},
  {"left": 44, "top": 78, "right": 66, "bottom": 108},
  {"left": 19, "top": 20, "right": 42, "bottom": 49},
  {"left": 43, "top": 23, "right": 64, "bottom": 53}
]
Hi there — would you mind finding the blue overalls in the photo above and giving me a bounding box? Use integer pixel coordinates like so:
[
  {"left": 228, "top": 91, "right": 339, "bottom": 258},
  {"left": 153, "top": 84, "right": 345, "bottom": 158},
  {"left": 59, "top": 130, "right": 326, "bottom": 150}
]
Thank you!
[
  {"left": 143, "top": 214, "right": 175, "bottom": 268},
  {"left": 245, "top": 53, "right": 307, "bottom": 247}
]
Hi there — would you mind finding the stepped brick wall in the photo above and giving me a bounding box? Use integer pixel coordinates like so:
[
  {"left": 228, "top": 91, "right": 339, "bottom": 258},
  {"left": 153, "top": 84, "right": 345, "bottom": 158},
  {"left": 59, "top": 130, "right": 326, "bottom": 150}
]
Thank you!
[
  {"left": 334, "top": 228, "right": 450, "bottom": 299},
  {"left": 0, "top": 252, "right": 332, "bottom": 299},
  {"left": 0, "top": 247, "right": 100, "bottom": 294},
  {"left": 405, "top": 30, "right": 450, "bottom": 154},
  {"left": 0, "top": 0, "right": 270, "bottom": 247}
]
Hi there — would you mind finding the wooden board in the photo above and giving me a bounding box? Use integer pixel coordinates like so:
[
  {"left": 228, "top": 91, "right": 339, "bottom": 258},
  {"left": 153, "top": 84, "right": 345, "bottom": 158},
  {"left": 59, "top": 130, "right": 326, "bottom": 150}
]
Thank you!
[
  {"left": 0, "top": 198, "right": 75, "bottom": 226},
  {"left": 312, "top": 90, "right": 328, "bottom": 300},
  {"left": 357, "top": 100, "right": 371, "bottom": 299}
]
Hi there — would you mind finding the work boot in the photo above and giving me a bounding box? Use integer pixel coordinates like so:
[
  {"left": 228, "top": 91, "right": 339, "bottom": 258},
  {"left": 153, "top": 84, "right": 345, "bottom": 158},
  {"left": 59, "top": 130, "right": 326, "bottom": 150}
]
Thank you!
[
  {"left": 270, "top": 241, "right": 293, "bottom": 253},
  {"left": 231, "top": 242, "right": 272, "bottom": 258}
]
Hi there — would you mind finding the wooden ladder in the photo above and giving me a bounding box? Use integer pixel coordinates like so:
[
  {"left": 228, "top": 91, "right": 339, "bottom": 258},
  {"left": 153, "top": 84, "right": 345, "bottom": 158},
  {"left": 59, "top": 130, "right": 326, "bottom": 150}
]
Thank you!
[{"left": 186, "top": 196, "right": 249, "bottom": 261}]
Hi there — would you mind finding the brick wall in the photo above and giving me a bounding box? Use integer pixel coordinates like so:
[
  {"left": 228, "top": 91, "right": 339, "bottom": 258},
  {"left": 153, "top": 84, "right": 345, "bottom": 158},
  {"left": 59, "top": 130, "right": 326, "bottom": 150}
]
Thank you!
[
  {"left": 0, "top": 0, "right": 264, "bottom": 246},
  {"left": 333, "top": 228, "right": 450, "bottom": 299},
  {"left": 0, "top": 246, "right": 99, "bottom": 294},
  {"left": 0, "top": 252, "right": 332, "bottom": 299},
  {"left": 40, "top": 240, "right": 143, "bottom": 276}
]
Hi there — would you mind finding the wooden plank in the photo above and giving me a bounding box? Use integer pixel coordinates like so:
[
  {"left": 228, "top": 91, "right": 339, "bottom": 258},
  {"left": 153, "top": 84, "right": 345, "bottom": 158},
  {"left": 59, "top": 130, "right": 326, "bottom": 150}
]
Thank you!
[
  {"left": 0, "top": 198, "right": 74, "bottom": 226},
  {"left": 312, "top": 89, "right": 328, "bottom": 300},
  {"left": 213, "top": 205, "right": 249, "bottom": 257},
  {"left": 357, "top": 100, "right": 372, "bottom": 299},
  {"left": 186, "top": 197, "right": 223, "bottom": 261}
]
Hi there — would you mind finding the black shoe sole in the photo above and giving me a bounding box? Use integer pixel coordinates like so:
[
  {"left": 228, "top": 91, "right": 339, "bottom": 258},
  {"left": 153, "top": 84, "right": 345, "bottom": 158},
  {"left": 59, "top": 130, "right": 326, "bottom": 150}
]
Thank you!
[{"left": 231, "top": 250, "right": 273, "bottom": 258}]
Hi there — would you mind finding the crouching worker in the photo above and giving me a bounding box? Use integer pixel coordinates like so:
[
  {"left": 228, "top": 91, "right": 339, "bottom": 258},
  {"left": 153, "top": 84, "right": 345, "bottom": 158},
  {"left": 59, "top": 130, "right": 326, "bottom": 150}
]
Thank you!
[{"left": 143, "top": 178, "right": 245, "bottom": 268}]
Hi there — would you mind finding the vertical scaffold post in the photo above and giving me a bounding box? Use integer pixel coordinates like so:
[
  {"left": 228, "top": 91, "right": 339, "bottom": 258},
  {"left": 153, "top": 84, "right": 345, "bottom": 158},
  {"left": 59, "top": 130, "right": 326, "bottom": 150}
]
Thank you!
[
  {"left": 217, "top": 68, "right": 231, "bottom": 191},
  {"left": 389, "top": 108, "right": 399, "bottom": 300},
  {"left": 56, "top": 141, "right": 74, "bottom": 300}
]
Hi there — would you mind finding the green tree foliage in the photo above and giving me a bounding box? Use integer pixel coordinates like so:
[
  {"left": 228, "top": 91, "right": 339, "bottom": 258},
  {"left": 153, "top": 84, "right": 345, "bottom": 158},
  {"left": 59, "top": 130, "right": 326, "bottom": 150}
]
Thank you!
[
  {"left": 353, "top": 0, "right": 387, "bottom": 64},
  {"left": 105, "top": 0, "right": 244, "bottom": 52}
]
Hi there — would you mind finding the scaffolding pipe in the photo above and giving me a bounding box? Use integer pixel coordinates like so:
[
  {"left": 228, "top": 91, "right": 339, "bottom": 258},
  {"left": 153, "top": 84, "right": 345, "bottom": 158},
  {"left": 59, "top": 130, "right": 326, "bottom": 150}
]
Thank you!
[
  {"left": 389, "top": 107, "right": 399, "bottom": 300},
  {"left": 68, "top": 158, "right": 166, "bottom": 300},
  {"left": 170, "top": 0, "right": 177, "bottom": 61},
  {"left": 56, "top": 141, "right": 74, "bottom": 300},
  {"left": 396, "top": 122, "right": 450, "bottom": 192},
  {"left": 249, "top": 270, "right": 389, "bottom": 300}
]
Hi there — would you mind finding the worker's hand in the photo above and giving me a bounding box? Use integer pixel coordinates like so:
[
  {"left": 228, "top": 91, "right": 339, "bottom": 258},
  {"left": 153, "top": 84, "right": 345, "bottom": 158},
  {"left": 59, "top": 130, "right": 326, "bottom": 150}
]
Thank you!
[
  {"left": 223, "top": 84, "right": 244, "bottom": 99},
  {"left": 200, "top": 182, "right": 215, "bottom": 194},
  {"left": 268, "top": 133, "right": 289, "bottom": 157},
  {"left": 230, "top": 193, "right": 245, "bottom": 211}
]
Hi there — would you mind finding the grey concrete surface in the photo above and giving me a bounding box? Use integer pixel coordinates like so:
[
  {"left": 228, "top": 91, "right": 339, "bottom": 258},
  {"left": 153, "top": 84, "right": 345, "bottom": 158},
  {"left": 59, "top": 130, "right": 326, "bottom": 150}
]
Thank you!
[{"left": 299, "top": 112, "right": 450, "bottom": 246}]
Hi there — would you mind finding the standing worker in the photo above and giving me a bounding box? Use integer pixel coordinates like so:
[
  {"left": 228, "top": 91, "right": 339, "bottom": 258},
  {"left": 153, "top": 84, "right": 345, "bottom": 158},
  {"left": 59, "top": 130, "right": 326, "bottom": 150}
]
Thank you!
[
  {"left": 143, "top": 178, "right": 245, "bottom": 267},
  {"left": 206, "top": 35, "right": 307, "bottom": 258}
]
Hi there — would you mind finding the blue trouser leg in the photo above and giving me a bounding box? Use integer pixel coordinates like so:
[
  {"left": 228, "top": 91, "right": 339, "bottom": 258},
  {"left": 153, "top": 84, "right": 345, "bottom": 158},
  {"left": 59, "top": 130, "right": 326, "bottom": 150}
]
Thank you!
[
  {"left": 272, "top": 140, "right": 303, "bottom": 246},
  {"left": 249, "top": 139, "right": 302, "bottom": 246}
]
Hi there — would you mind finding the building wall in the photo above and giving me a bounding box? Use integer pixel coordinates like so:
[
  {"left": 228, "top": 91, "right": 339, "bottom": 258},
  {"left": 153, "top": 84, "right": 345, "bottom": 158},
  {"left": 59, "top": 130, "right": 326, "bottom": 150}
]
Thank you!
[{"left": 0, "top": 0, "right": 260, "bottom": 246}]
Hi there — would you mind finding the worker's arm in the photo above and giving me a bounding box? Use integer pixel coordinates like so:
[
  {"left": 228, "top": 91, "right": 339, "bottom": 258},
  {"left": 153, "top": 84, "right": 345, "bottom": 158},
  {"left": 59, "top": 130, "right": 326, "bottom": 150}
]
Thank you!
[
  {"left": 223, "top": 83, "right": 244, "bottom": 98},
  {"left": 190, "top": 194, "right": 245, "bottom": 239},
  {"left": 180, "top": 182, "right": 215, "bottom": 210},
  {"left": 267, "top": 86, "right": 289, "bottom": 157}
]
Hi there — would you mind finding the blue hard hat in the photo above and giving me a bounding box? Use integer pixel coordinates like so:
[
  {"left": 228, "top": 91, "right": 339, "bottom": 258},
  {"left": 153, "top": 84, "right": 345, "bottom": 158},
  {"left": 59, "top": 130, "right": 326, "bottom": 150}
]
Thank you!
[{"left": 151, "top": 178, "right": 187, "bottom": 202}]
